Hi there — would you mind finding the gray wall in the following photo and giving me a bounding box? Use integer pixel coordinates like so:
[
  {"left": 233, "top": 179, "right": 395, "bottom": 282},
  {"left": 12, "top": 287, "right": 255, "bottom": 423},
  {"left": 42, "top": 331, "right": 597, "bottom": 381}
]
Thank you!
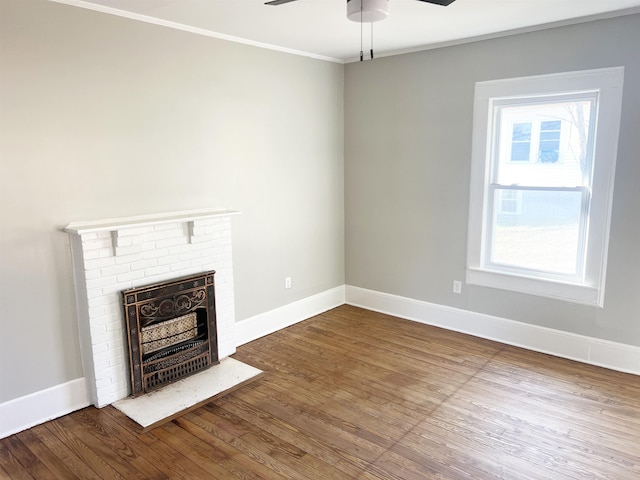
[
  {"left": 0, "top": 0, "right": 344, "bottom": 402},
  {"left": 345, "top": 15, "right": 640, "bottom": 346},
  {"left": 2, "top": 0, "right": 638, "bottom": 407}
]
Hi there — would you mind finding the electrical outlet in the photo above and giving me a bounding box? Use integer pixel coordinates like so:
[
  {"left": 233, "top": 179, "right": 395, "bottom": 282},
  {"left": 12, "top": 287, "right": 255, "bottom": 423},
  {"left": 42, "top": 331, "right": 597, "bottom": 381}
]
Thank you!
[
  {"left": 453, "top": 280, "right": 462, "bottom": 294},
  {"left": 285, "top": 276, "right": 292, "bottom": 289}
]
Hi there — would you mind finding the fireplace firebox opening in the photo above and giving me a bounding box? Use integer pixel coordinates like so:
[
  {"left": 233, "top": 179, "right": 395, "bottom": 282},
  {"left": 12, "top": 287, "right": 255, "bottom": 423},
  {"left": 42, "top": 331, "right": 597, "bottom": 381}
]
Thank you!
[{"left": 122, "top": 271, "right": 218, "bottom": 397}]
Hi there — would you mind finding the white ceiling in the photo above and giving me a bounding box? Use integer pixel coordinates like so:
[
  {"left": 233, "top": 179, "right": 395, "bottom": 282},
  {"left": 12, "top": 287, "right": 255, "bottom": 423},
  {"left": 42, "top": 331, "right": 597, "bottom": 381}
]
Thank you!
[{"left": 57, "top": 0, "right": 640, "bottom": 62}]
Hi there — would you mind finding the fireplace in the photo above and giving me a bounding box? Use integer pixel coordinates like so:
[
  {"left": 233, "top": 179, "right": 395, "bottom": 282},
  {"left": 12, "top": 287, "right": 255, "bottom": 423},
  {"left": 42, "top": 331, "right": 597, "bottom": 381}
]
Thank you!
[
  {"left": 123, "top": 271, "right": 218, "bottom": 396},
  {"left": 65, "top": 209, "right": 240, "bottom": 407}
]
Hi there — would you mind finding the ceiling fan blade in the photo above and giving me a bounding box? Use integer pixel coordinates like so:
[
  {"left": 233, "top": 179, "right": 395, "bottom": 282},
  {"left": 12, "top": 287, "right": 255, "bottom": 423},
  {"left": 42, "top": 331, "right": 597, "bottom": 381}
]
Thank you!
[
  {"left": 415, "top": 0, "right": 457, "bottom": 5},
  {"left": 265, "top": 0, "right": 298, "bottom": 5}
]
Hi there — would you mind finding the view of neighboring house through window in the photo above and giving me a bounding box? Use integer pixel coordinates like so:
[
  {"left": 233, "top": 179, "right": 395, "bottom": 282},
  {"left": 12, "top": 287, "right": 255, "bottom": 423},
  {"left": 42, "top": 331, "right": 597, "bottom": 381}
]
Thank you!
[
  {"left": 491, "top": 95, "right": 595, "bottom": 278},
  {"left": 467, "top": 68, "right": 624, "bottom": 306}
]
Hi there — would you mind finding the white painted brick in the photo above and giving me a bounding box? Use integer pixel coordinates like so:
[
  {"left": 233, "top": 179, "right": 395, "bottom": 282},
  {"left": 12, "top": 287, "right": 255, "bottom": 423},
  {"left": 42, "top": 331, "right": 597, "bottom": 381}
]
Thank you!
[
  {"left": 117, "top": 226, "right": 155, "bottom": 237},
  {"left": 88, "top": 306, "right": 107, "bottom": 318},
  {"left": 167, "top": 244, "right": 190, "bottom": 255},
  {"left": 91, "top": 342, "right": 110, "bottom": 355},
  {"left": 82, "top": 250, "right": 101, "bottom": 261},
  {"left": 188, "top": 242, "right": 209, "bottom": 253},
  {"left": 157, "top": 254, "right": 182, "bottom": 266},
  {"left": 86, "top": 275, "right": 117, "bottom": 290},
  {"left": 169, "top": 262, "right": 193, "bottom": 272},
  {"left": 153, "top": 222, "right": 180, "bottom": 232},
  {"left": 155, "top": 237, "right": 184, "bottom": 249},
  {"left": 130, "top": 235, "right": 145, "bottom": 245},
  {"left": 90, "top": 300, "right": 124, "bottom": 319},
  {"left": 102, "top": 282, "right": 132, "bottom": 296},
  {"left": 101, "top": 365, "right": 127, "bottom": 380},
  {"left": 113, "top": 252, "right": 142, "bottom": 265},
  {"left": 203, "top": 246, "right": 229, "bottom": 257},
  {"left": 99, "top": 333, "right": 126, "bottom": 351},
  {"left": 190, "top": 257, "right": 214, "bottom": 267},
  {"left": 191, "top": 225, "right": 213, "bottom": 236},
  {"left": 141, "top": 248, "right": 169, "bottom": 259},
  {"left": 105, "top": 320, "right": 125, "bottom": 333},
  {"left": 90, "top": 322, "right": 109, "bottom": 337},
  {"left": 170, "top": 266, "right": 201, "bottom": 277},
  {"left": 80, "top": 232, "right": 99, "bottom": 241},
  {"left": 93, "top": 349, "right": 115, "bottom": 365},
  {"left": 88, "top": 294, "right": 119, "bottom": 309},
  {"left": 101, "top": 263, "right": 130, "bottom": 277},
  {"left": 93, "top": 358, "right": 111, "bottom": 373},
  {"left": 178, "top": 251, "right": 201, "bottom": 262},
  {"left": 130, "top": 259, "right": 158, "bottom": 271},
  {"left": 166, "top": 225, "right": 188, "bottom": 238},
  {"left": 144, "top": 265, "right": 171, "bottom": 277},
  {"left": 190, "top": 234, "right": 215, "bottom": 244},
  {"left": 82, "top": 238, "right": 113, "bottom": 251},
  {"left": 85, "top": 256, "right": 116, "bottom": 271},
  {"left": 106, "top": 347, "right": 125, "bottom": 364},
  {"left": 115, "top": 245, "right": 144, "bottom": 256},
  {"left": 142, "top": 230, "right": 170, "bottom": 242},
  {"left": 212, "top": 262, "right": 232, "bottom": 272},
  {"left": 192, "top": 219, "right": 215, "bottom": 227},
  {"left": 117, "top": 270, "right": 146, "bottom": 283},
  {"left": 115, "top": 236, "right": 133, "bottom": 247},
  {"left": 86, "top": 288, "right": 104, "bottom": 300},
  {"left": 95, "top": 376, "right": 112, "bottom": 390}
]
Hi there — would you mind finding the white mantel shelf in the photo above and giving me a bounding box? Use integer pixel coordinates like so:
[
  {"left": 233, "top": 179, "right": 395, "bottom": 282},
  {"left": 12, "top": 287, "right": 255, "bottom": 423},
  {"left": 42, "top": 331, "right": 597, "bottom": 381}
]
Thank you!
[{"left": 64, "top": 208, "right": 241, "bottom": 235}]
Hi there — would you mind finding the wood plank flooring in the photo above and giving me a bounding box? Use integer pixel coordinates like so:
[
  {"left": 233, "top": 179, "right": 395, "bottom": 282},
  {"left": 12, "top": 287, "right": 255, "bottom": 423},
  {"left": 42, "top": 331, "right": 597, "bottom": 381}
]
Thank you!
[{"left": 2, "top": 305, "right": 639, "bottom": 479}]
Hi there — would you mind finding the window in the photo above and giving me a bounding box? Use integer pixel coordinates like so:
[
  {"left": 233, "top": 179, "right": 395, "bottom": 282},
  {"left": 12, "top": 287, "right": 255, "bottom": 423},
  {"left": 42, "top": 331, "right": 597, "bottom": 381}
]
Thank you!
[
  {"left": 467, "top": 68, "right": 624, "bottom": 306},
  {"left": 497, "top": 190, "right": 522, "bottom": 215}
]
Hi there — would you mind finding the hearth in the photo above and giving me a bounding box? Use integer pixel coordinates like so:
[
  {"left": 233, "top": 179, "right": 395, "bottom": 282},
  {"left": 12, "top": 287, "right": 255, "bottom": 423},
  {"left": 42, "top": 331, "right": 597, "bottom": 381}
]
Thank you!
[{"left": 123, "top": 271, "right": 218, "bottom": 396}]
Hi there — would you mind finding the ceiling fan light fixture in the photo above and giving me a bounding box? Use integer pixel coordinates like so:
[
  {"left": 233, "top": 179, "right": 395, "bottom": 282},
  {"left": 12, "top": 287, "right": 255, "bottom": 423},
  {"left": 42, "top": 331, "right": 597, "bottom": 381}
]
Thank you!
[{"left": 347, "top": 0, "right": 389, "bottom": 23}]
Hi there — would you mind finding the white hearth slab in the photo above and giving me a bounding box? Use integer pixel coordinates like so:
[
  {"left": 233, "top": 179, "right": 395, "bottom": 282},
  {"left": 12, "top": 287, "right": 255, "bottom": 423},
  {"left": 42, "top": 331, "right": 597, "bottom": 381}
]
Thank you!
[{"left": 113, "top": 358, "right": 262, "bottom": 429}]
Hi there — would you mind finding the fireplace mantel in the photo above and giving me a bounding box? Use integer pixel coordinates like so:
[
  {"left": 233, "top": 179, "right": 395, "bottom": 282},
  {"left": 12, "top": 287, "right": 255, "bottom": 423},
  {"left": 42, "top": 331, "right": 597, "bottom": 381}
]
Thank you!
[{"left": 65, "top": 208, "right": 240, "bottom": 235}]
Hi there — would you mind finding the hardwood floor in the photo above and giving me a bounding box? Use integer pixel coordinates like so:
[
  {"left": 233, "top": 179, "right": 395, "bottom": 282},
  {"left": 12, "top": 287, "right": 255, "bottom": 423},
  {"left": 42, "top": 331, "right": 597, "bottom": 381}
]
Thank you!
[{"left": 2, "top": 305, "right": 639, "bottom": 479}]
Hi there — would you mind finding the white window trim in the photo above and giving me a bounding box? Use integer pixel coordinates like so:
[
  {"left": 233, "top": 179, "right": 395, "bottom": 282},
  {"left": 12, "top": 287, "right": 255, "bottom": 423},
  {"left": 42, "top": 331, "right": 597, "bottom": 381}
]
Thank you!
[{"left": 466, "top": 67, "right": 625, "bottom": 307}]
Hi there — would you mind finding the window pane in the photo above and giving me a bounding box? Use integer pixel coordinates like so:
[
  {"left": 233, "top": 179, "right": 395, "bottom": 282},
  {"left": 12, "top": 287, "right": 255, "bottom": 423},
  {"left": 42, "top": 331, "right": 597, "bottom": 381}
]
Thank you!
[
  {"left": 539, "top": 141, "right": 560, "bottom": 163},
  {"left": 495, "top": 99, "right": 594, "bottom": 187},
  {"left": 512, "top": 123, "right": 532, "bottom": 141},
  {"left": 511, "top": 142, "right": 531, "bottom": 161},
  {"left": 540, "top": 132, "right": 560, "bottom": 141},
  {"left": 541, "top": 120, "right": 561, "bottom": 131},
  {"left": 490, "top": 189, "right": 583, "bottom": 276}
]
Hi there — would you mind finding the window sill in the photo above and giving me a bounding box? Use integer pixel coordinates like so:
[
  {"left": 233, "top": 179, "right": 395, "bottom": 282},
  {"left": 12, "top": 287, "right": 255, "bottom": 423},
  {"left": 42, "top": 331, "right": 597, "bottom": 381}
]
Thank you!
[{"left": 465, "top": 267, "right": 601, "bottom": 307}]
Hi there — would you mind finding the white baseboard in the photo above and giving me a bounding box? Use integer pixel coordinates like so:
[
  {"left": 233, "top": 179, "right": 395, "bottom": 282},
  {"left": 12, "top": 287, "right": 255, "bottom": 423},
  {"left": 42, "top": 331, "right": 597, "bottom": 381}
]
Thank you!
[
  {"left": 235, "top": 286, "right": 346, "bottom": 346},
  {"left": 4, "top": 283, "right": 636, "bottom": 440},
  {"left": 0, "top": 378, "right": 90, "bottom": 439},
  {"left": 346, "top": 285, "right": 640, "bottom": 376},
  {"left": 0, "top": 286, "right": 345, "bottom": 440}
]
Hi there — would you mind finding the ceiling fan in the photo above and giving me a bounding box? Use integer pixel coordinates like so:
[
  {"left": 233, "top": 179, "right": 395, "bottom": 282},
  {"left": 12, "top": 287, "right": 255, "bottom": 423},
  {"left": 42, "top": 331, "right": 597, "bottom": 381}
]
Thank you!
[
  {"left": 265, "top": 0, "right": 457, "bottom": 60},
  {"left": 266, "top": 0, "right": 457, "bottom": 20}
]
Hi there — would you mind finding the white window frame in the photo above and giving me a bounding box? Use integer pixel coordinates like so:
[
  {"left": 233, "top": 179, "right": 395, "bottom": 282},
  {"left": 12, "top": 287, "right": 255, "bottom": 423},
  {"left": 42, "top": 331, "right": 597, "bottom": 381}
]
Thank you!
[{"left": 466, "top": 67, "right": 624, "bottom": 307}]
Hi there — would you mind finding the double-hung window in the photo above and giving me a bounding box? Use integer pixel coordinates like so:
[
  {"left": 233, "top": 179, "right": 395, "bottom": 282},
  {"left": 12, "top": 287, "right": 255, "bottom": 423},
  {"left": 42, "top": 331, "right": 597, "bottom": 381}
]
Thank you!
[{"left": 467, "top": 68, "right": 624, "bottom": 306}]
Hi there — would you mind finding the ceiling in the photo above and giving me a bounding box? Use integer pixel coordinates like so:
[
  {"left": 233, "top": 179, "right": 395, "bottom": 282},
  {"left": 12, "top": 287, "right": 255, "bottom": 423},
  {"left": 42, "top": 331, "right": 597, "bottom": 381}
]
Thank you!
[{"left": 56, "top": 0, "right": 640, "bottom": 63}]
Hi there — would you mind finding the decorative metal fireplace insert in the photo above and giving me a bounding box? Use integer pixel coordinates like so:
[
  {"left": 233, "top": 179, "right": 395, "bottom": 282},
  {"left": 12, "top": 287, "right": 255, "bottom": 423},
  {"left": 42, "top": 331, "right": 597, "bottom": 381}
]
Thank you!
[{"left": 122, "top": 271, "right": 218, "bottom": 397}]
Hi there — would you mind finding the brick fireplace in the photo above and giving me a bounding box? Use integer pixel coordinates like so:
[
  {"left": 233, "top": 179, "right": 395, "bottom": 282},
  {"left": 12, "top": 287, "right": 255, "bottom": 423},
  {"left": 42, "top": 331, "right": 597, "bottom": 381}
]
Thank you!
[{"left": 65, "top": 209, "right": 240, "bottom": 407}]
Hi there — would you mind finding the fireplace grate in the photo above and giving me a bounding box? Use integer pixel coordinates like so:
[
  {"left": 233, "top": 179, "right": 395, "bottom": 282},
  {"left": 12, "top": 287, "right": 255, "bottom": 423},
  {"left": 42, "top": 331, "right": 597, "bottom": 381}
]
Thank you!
[
  {"left": 123, "top": 271, "right": 218, "bottom": 396},
  {"left": 144, "top": 352, "right": 211, "bottom": 391}
]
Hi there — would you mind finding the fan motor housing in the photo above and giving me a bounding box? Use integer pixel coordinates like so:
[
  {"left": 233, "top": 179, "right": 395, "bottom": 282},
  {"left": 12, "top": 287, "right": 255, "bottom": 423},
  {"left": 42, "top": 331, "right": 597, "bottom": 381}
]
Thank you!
[{"left": 347, "top": 0, "right": 389, "bottom": 23}]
